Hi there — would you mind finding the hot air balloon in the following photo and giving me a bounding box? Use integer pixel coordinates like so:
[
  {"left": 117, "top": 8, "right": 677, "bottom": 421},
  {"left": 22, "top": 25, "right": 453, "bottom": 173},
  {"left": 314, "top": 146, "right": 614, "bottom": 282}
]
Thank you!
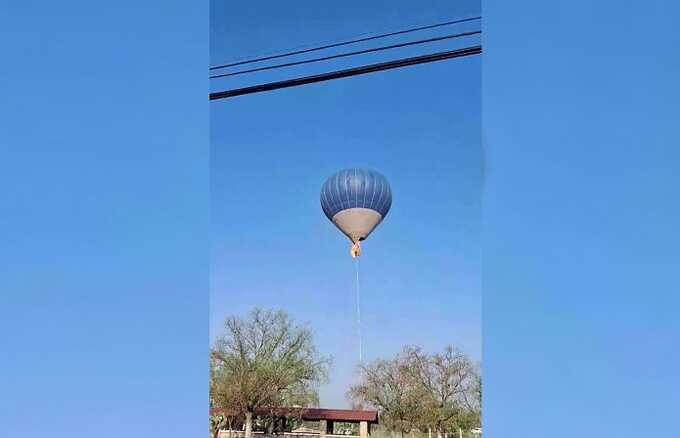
[{"left": 320, "top": 168, "right": 392, "bottom": 257}]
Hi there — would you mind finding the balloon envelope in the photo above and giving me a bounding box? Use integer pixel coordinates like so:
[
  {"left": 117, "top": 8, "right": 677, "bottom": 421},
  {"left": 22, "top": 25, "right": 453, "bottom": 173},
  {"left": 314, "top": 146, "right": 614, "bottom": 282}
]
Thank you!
[{"left": 320, "top": 168, "right": 392, "bottom": 243}]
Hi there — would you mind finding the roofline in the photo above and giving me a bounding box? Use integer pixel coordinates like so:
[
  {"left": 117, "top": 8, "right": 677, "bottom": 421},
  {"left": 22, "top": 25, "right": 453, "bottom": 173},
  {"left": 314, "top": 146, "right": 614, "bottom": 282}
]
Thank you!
[{"left": 210, "top": 407, "right": 379, "bottom": 423}]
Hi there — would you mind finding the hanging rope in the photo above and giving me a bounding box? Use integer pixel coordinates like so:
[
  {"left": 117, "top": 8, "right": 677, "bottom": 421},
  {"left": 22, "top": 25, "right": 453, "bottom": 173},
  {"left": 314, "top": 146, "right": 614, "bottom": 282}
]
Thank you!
[{"left": 354, "top": 257, "right": 363, "bottom": 365}]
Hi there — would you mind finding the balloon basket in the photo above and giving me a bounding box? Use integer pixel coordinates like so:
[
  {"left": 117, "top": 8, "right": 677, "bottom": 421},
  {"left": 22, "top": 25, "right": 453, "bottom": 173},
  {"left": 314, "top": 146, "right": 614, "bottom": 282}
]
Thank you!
[{"left": 350, "top": 242, "right": 361, "bottom": 258}]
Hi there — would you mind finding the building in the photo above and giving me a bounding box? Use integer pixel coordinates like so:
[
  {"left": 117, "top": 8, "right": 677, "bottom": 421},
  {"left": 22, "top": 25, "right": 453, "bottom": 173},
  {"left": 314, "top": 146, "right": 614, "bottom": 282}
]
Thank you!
[{"left": 211, "top": 407, "right": 379, "bottom": 438}]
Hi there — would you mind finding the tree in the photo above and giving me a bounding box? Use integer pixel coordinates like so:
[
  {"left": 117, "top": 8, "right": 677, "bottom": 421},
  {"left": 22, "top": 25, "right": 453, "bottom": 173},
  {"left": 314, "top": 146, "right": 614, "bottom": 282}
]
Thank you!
[
  {"left": 210, "top": 356, "right": 242, "bottom": 438},
  {"left": 406, "top": 346, "right": 480, "bottom": 436},
  {"left": 211, "top": 308, "right": 331, "bottom": 438},
  {"left": 459, "top": 369, "right": 481, "bottom": 431},
  {"left": 349, "top": 346, "right": 481, "bottom": 438},
  {"left": 210, "top": 413, "right": 229, "bottom": 438},
  {"left": 349, "top": 349, "right": 428, "bottom": 437}
]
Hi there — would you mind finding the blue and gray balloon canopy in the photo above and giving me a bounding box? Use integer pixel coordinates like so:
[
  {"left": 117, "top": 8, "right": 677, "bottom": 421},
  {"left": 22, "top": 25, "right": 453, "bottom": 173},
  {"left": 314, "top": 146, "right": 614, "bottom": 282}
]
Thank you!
[{"left": 320, "top": 168, "right": 392, "bottom": 252}]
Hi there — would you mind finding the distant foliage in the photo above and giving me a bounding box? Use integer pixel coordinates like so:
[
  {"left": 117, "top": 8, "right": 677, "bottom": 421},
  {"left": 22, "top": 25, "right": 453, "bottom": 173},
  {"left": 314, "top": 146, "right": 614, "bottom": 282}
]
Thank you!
[
  {"left": 349, "top": 346, "right": 481, "bottom": 437},
  {"left": 210, "top": 413, "right": 228, "bottom": 438}
]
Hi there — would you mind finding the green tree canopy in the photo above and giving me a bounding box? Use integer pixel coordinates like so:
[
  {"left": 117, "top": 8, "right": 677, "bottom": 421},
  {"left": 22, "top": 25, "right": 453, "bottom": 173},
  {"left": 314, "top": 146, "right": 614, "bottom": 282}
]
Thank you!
[{"left": 210, "top": 308, "right": 331, "bottom": 438}]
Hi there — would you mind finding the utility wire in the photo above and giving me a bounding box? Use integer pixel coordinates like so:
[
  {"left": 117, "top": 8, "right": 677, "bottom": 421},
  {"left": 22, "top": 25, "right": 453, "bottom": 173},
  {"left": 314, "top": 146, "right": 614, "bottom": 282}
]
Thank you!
[
  {"left": 210, "top": 45, "right": 481, "bottom": 100},
  {"left": 210, "top": 16, "right": 481, "bottom": 71},
  {"left": 210, "top": 30, "right": 481, "bottom": 79},
  {"left": 210, "top": 16, "right": 480, "bottom": 70}
]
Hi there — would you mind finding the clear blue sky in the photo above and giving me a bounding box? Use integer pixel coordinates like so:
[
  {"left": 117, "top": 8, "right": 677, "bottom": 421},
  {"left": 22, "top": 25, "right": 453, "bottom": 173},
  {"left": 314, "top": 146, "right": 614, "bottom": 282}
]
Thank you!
[
  {"left": 1, "top": 1, "right": 208, "bottom": 436},
  {"left": 3, "top": 1, "right": 680, "bottom": 437},
  {"left": 210, "top": 0, "right": 481, "bottom": 407},
  {"left": 484, "top": 1, "right": 680, "bottom": 436}
]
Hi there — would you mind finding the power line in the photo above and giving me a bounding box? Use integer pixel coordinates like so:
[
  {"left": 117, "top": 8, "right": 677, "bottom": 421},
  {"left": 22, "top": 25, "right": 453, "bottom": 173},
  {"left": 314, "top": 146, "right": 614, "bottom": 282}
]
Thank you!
[
  {"left": 209, "top": 16, "right": 481, "bottom": 71},
  {"left": 210, "top": 16, "right": 480, "bottom": 70},
  {"left": 210, "top": 45, "right": 481, "bottom": 100},
  {"left": 210, "top": 30, "right": 481, "bottom": 79}
]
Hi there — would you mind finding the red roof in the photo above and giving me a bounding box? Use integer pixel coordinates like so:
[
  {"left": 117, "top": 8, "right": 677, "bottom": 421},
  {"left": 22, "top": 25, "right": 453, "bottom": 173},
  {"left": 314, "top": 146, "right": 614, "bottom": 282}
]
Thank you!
[{"left": 211, "top": 407, "right": 378, "bottom": 423}]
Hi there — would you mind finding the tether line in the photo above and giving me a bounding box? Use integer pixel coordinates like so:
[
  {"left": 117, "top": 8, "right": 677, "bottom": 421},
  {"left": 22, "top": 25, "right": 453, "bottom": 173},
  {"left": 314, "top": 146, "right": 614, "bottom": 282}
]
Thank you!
[{"left": 355, "top": 257, "right": 363, "bottom": 365}]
